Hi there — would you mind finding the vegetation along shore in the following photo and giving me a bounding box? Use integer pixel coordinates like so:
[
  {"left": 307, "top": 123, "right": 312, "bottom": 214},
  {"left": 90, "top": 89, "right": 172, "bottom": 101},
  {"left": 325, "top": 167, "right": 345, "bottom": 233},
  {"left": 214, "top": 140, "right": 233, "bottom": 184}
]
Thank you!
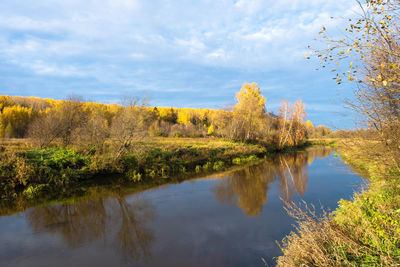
[
  {"left": 0, "top": 85, "right": 334, "bottom": 203},
  {"left": 278, "top": 0, "right": 400, "bottom": 265}
]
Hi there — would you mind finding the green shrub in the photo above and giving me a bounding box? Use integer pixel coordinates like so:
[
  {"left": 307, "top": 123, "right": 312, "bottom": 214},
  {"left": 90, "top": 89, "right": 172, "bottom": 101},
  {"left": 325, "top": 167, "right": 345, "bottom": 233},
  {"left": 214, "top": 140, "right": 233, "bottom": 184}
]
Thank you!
[
  {"left": 126, "top": 170, "right": 142, "bottom": 182},
  {"left": 195, "top": 165, "right": 201, "bottom": 173},
  {"left": 232, "top": 157, "right": 241, "bottom": 165},
  {"left": 203, "top": 161, "right": 212, "bottom": 170},
  {"left": 232, "top": 155, "right": 258, "bottom": 165},
  {"left": 26, "top": 147, "right": 91, "bottom": 184},
  {"left": 213, "top": 161, "right": 225, "bottom": 171}
]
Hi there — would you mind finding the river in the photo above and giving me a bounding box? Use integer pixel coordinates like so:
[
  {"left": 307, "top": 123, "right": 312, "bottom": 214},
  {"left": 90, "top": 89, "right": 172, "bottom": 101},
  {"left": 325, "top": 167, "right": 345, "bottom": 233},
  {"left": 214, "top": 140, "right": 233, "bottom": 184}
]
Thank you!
[{"left": 0, "top": 147, "right": 365, "bottom": 266}]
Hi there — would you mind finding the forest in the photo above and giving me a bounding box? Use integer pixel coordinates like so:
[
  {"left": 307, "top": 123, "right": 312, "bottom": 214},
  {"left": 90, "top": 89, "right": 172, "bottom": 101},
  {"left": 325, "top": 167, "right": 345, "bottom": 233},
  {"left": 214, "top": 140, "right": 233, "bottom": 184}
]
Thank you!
[{"left": 0, "top": 84, "right": 333, "bottom": 144}]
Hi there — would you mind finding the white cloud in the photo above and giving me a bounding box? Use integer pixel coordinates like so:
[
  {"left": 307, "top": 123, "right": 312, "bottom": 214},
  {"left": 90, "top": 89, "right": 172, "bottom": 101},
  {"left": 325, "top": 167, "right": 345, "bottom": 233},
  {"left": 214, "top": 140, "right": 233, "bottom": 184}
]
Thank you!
[
  {"left": 0, "top": 0, "right": 360, "bottom": 76},
  {"left": 129, "top": 53, "right": 146, "bottom": 59},
  {"left": 206, "top": 48, "right": 227, "bottom": 60},
  {"left": 19, "top": 60, "right": 84, "bottom": 77},
  {"left": 175, "top": 37, "right": 207, "bottom": 55}
]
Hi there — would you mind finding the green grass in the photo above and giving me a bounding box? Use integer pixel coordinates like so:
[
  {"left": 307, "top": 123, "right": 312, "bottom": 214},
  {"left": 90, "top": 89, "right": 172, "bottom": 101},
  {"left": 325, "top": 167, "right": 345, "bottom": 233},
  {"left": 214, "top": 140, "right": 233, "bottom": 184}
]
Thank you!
[{"left": 0, "top": 137, "right": 266, "bottom": 201}]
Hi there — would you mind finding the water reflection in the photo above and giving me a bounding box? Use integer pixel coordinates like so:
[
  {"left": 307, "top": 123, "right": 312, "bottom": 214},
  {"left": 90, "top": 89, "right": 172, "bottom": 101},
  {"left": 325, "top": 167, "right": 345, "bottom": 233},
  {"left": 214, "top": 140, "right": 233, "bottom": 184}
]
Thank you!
[
  {"left": 19, "top": 146, "right": 335, "bottom": 265},
  {"left": 26, "top": 194, "right": 155, "bottom": 263},
  {"left": 212, "top": 163, "right": 274, "bottom": 216},
  {"left": 213, "top": 147, "right": 334, "bottom": 217}
]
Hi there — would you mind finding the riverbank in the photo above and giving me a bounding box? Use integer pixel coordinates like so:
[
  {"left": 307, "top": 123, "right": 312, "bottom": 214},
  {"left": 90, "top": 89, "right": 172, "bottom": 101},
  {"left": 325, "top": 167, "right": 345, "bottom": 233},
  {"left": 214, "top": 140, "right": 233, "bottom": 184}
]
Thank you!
[
  {"left": 277, "top": 139, "right": 400, "bottom": 266},
  {"left": 0, "top": 137, "right": 333, "bottom": 210},
  {"left": 0, "top": 137, "right": 271, "bottom": 201}
]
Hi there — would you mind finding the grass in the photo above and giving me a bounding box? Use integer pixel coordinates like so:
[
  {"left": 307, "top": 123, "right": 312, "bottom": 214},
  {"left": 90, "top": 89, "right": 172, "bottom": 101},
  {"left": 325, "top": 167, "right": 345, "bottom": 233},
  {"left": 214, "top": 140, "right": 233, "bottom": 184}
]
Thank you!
[
  {"left": 0, "top": 137, "right": 266, "bottom": 201},
  {"left": 277, "top": 138, "right": 400, "bottom": 266},
  {"left": 0, "top": 136, "right": 327, "bottom": 213},
  {"left": 0, "top": 148, "right": 269, "bottom": 217}
]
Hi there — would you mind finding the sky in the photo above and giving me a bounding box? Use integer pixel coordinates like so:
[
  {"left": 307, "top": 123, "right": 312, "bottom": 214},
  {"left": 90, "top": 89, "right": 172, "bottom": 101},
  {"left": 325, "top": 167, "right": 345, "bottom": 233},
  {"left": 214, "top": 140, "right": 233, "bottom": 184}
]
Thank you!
[{"left": 0, "top": 0, "right": 362, "bottom": 128}]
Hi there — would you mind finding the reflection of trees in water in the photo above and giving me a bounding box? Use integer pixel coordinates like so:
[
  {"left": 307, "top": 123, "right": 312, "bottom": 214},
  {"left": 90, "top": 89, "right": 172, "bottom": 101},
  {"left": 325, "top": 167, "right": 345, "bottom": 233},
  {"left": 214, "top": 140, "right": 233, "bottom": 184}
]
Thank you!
[
  {"left": 26, "top": 193, "right": 155, "bottom": 263},
  {"left": 275, "top": 152, "right": 308, "bottom": 201},
  {"left": 213, "top": 147, "right": 333, "bottom": 217},
  {"left": 306, "top": 146, "right": 335, "bottom": 165},
  {"left": 212, "top": 164, "right": 275, "bottom": 216},
  {"left": 114, "top": 196, "right": 155, "bottom": 262}
]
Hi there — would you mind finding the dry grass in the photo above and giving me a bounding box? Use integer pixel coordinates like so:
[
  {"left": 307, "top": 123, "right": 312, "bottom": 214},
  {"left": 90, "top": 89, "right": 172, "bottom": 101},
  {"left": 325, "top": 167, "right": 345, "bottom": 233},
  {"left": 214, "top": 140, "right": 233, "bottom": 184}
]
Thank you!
[
  {"left": 278, "top": 201, "right": 371, "bottom": 267},
  {"left": 277, "top": 139, "right": 400, "bottom": 266}
]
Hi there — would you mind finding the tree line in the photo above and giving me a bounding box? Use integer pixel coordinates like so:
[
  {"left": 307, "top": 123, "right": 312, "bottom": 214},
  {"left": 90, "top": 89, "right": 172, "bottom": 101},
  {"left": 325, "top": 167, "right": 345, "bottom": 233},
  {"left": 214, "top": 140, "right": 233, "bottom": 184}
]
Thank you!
[{"left": 0, "top": 83, "right": 330, "bottom": 155}]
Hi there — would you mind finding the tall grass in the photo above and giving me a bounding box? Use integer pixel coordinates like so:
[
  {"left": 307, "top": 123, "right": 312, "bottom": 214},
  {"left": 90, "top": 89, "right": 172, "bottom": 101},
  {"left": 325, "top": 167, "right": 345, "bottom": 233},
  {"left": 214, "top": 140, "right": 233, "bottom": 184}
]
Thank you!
[{"left": 277, "top": 139, "right": 400, "bottom": 266}]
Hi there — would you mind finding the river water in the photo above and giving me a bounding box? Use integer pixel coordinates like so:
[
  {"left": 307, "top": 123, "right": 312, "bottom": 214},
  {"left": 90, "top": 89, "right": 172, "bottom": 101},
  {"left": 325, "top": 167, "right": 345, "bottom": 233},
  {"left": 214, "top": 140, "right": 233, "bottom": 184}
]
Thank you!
[{"left": 0, "top": 147, "right": 365, "bottom": 266}]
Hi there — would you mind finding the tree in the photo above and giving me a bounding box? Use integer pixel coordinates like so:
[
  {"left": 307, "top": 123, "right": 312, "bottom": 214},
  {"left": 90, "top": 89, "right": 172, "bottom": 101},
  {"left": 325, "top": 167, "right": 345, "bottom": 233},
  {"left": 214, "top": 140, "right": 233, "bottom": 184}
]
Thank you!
[
  {"left": 276, "top": 99, "right": 307, "bottom": 148},
  {"left": 278, "top": 99, "right": 292, "bottom": 148},
  {"left": 28, "top": 95, "right": 86, "bottom": 147},
  {"left": 313, "top": 0, "right": 400, "bottom": 167},
  {"left": 291, "top": 99, "right": 307, "bottom": 146},
  {"left": 305, "top": 120, "right": 314, "bottom": 137},
  {"left": 28, "top": 112, "right": 61, "bottom": 148},
  {"left": 58, "top": 95, "right": 87, "bottom": 146},
  {"left": 0, "top": 119, "right": 4, "bottom": 138},
  {"left": 0, "top": 105, "right": 35, "bottom": 138},
  {"left": 232, "top": 83, "right": 266, "bottom": 141},
  {"left": 4, "top": 123, "right": 13, "bottom": 138},
  {"left": 207, "top": 124, "right": 214, "bottom": 136},
  {"left": 111, "top": 96, "right": 155, "bottom": 160},
  {"left": 75, "top": 105, "right": 110, "bottom": 152}
]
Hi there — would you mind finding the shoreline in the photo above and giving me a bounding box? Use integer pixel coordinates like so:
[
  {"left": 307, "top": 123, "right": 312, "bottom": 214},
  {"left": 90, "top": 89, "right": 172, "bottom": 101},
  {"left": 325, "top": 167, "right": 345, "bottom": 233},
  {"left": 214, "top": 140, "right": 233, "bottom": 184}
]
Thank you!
[
  {"left": 0, "top": 138, "right": 334, "bottom": 216},
  {"left": 277, "top": 139, "right": 400, "bottom": 266}
]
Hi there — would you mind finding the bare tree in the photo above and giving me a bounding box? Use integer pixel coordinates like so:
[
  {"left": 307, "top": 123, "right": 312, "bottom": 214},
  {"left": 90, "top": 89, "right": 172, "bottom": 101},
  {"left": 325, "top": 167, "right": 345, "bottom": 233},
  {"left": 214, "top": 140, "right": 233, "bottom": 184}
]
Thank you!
[
  {"left": 74, "top": 105, "right": 110, "bottom": 152},
  {"left": 277, "top": 99, "right": 307, "bottom": 148},
  {"left": 111, "top": 96, "right": 155, "bottom": 160},
  {"left": 314, "top": 0, "right": 400, "bottom": 167},
  {"left": 28, "top": 95, "right": 87, "bottom": 147}
]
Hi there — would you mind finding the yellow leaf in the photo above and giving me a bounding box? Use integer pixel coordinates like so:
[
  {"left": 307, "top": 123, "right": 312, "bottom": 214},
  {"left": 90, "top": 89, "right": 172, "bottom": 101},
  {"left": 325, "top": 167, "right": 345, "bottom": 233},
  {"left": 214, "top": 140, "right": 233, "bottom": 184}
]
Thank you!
[{"left": 382, "top": 80, "right": 387, "bottom": 86}]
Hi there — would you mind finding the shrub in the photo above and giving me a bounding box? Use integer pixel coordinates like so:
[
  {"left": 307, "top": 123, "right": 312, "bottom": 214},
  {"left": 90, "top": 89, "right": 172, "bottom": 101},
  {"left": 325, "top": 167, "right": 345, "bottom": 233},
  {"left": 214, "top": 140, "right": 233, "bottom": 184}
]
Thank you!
[
  {"left": 26, "top": 147, "right": 91, "bottom": 184},
  {"left": 213, "top": 161, "right": 225, "bottom": 171}
]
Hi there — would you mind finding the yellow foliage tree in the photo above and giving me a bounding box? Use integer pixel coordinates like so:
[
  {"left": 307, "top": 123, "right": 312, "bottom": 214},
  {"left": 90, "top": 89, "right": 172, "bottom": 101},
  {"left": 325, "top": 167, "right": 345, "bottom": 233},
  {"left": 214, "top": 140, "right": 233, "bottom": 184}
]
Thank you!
[
  {"left": 232, "top": 83, "right": 266, "bottom": 141},
  {"left": 0, "top": 105, "right": 35, "bottom": 137},
  {"left": 177, "top": 109, "right": 192, "bottom": 125},
  {"left": 207, "top": 124, "right": 214, "bottom": 135}
]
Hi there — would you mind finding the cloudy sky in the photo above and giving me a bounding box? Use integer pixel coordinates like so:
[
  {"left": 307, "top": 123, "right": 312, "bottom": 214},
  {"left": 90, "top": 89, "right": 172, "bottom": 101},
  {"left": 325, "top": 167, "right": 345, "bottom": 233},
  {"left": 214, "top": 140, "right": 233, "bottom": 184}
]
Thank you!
[{"left": 0, "top": 0, "right": 360, "bottom": 128}]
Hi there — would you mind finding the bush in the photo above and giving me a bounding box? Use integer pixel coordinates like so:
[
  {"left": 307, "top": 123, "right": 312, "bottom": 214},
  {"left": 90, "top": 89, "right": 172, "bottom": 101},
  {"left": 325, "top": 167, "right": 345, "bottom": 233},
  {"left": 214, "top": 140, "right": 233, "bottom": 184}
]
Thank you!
[
  {"left": 0, "top": 152, "right": 35, "bottom": 192},
  {"left": 26, "top": 147, "right": 91, "bottom": 184},
  {"left": 213, "top": 161, "right": 225, "bottom": 171},
  {"left": 232, "top": 155, "right": 258, "bottom": 165}
]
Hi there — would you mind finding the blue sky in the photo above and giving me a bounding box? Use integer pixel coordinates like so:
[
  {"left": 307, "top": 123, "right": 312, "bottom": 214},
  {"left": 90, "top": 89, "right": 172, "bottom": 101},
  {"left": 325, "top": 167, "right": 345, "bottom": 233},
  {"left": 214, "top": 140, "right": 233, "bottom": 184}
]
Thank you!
[{"left": 0, "top": 0, "right": 361, "bottom": 128}]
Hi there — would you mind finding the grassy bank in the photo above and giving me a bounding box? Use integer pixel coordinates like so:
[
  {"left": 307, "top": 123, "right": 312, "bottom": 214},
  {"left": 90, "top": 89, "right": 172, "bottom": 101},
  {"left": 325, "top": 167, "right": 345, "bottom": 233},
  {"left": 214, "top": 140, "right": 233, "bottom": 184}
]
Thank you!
[
  {"left": 277, "top": 139, "right": 400, "bottom": 266},
  {"left": 0, "top": 137, "right": 267, "bottom": 201}
]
